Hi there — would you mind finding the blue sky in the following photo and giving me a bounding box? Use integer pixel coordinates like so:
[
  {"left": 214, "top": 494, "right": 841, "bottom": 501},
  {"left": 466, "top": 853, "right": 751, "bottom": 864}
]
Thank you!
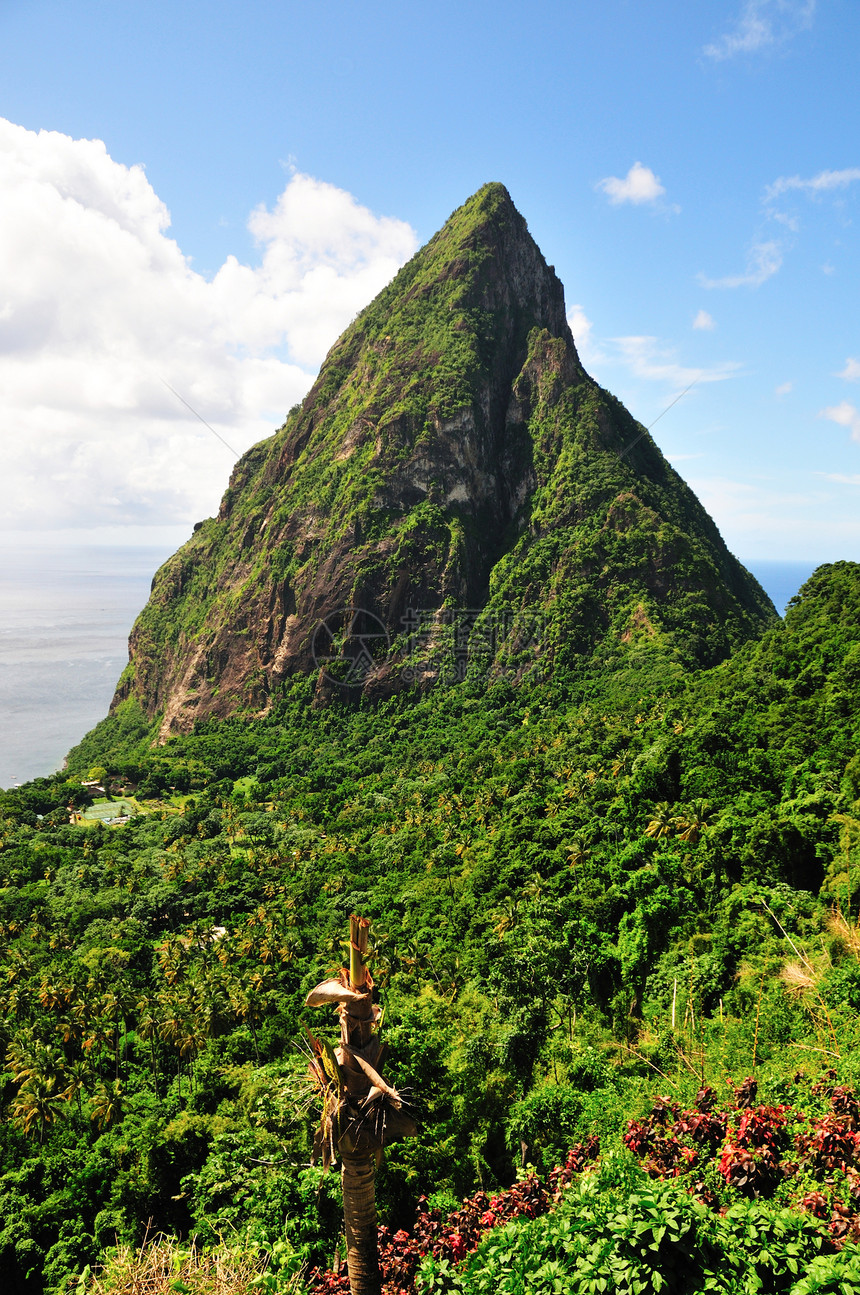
[{"left": 1, "top": 0, "right": 858, "bottom": 560}]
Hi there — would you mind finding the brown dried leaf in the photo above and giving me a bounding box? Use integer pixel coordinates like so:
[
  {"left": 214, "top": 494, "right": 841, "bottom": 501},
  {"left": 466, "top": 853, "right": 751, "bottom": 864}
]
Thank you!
[
  {"left": 305, "top": 979, "right": 365, "bottom": 1007},
  {"left": 382, "top": 1108, "right": 418, "bottom": 1141},
  {"left": 344, "top": 1045, "right": 402, "bottom": 1108}
]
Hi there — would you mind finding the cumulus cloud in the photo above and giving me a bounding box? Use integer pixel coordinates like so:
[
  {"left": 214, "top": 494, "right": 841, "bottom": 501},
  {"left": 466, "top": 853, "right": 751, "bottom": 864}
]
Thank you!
[
  {"left": 692, "top": 310, "right": 715, "bottom": 331},
  {"left": 596, "top": 162, "right": 666, "bottom": 206},
  {"left": 215, "top": 174, "right": 416, "bottom": 368},
  {"left": 704, "top": 0, "right": 816, "bottom": 60},
  {"left": 698, "top": 240, "right": 783, "bottom": 289},
  {"left": 820, "top": 401, "right": 860, "bottom": 441},
  {"left": 0, "top": 119, "right": 418, "bottom": 533},
  {"left": 837, "top": 358, "right": 860, "bottom": 382},
  {"left": 567, "top": 305, "right": 593, "bottom": 350}
]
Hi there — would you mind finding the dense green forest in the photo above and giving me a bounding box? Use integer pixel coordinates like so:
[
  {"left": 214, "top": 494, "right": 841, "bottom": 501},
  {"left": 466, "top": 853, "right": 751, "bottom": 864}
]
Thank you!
[{"left": 2, "top": 560, "right": 860, "bottom": 1293}]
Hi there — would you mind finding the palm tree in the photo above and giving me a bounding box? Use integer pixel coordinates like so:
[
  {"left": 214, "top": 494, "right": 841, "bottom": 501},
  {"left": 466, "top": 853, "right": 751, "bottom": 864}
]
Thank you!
[
  {"left": 491, "top": 898, "right": 519, "bottom": 940},
  {"left": 5, "top": 1037, "right": 38, "bottom": 1086},
  {"left": 101, "top": 988, "right": 131, "bottom": 1079},
  {"left": 305, "top": 915, "right": 415, "bottom": 1295},
  {"left": 674, "top": 799, "right": 716, "bottom": 845},
  {"left": 11, "top": 1079, "right": 65, "bottom": 1141},
  {"left": 37, "top": 979, "right": 69, "bottom": 1012},
  {"left": 832, "top": 812, "right": 860, "bottom": 916},
  {"left": 400, "top": 936, "right": 426, "bottom": 976},
  {"left": 229, "top": 969, "right": 271, "bottom": 1061},
  {"left": 90, "top": 1080, "right": 123, "bottom": 1130},
  {"left": 645, "top": 801, "right": 676, "bottom": 839},
  {"left": 136, "top": 995, "right": 162, "bottom": 1091},
  {"left": 567, "top": 839, "right": 588, "bottom": 889},
  {"left": 55, "top": 1016, "right": 80, "bottom": 1045},
  {"left": 159, "top": 991, "right": 195, "bottom": 1094},
  {"left": 61, "top": 1059, "right": 90, "bottom": 1115},
  {"left": 522, "top": 876, "right": 544, "bottom": 906}
]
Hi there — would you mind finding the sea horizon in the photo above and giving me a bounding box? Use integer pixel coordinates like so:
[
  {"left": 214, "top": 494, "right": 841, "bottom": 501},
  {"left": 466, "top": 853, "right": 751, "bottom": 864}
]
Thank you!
[{"left": 0, "top": 545, "right": 174, "bottom": 790}]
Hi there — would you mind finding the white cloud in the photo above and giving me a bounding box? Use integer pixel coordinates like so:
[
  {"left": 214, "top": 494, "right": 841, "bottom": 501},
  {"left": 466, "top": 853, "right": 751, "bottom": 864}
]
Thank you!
[
  {"left": 611, "top": 335, "right": 740, "bottom": 389},
  {"left": 817, "top": 473, "right": 860, "bottom": 486},
  {"left": 686, "top": 472, "right": 855, "bottom": 560},
  {"left": 596, "top": 162, "right": 666, "bottom": 206},
  {"left": 698, "top": 239, "right": 783, "bottom": 289},
  {"left": 775, "top": 381, "right": 793, "bottom": 396},
  {"left": 765, "top": 167, "right": 860, "bottom": 202},
  {"left": 564, "top": 318, "right": 737, "bottom": 399},
  {"left": 838, "top": 357, "right": 860, "bottom": 382},
  {"left": 692, "top": 310, "right": 715, "bottom": 331},
  {"left": 771, "top": 210, "right": 800, "bottom": 232},
  {"left": 215, "top": 174, "right": 416, "bottom": 368},
  {"left": 820, "top": 401, "right": 860, "bottom": 441},
  {"left": 566, "top": 304, "right": 608, "bottom": 369},
  {"left": 705, "top": 164, "right": 859, "bottom": 296},
  {"left": 704, "top": 0, "right": 816, "bottom": 61},
  {"left": 566, "top": 304, "right": 593, "bottom": 351},
  {"left": 0, "top": 119, "right": 418, "bottom": 533}
]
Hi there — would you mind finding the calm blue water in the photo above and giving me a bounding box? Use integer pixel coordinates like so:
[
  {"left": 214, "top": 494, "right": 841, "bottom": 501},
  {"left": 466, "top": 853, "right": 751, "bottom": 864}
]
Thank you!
[
  {"left": 746, "top": 560, "right": 819, "bottom": 616},
  {"left": 0, "top": 547, "right": 172, "bottom": 789},
  {"left": 0, "top": 548, "right": 823, "bottom": 790}
]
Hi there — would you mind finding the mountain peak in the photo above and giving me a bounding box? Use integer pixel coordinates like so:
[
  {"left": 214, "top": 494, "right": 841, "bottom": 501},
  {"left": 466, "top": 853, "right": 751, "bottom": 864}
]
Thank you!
[
  {"left": 425, "top": 181, "right": 520, "bottom": 237},
  {"left": 312, "top": 180, "right": 573, "bottom": 402},
  {"left": 422, "top": 181, "right": 525, "bottom": 257},
  {"left": 110, "top": 187, "right": 776, "bottom": 736}
]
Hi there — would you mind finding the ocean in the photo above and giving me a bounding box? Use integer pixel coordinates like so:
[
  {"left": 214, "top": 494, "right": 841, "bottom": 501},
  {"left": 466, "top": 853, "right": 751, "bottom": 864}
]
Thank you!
[
  {"left": 0, "top": 548, "right": 821, "bottom": 791},
  {"left": 0, "top": 546, "right": 173, "bottom": 790}
]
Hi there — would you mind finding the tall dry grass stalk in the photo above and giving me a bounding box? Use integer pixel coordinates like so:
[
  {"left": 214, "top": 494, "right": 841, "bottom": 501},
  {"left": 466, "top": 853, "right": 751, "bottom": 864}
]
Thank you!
[
  {"left": 780, "top": 960, "right": 816, "bottom": 995},
  {"left": 81, "top": 1235, "right": 295, "bottom": 1295},
  {"left": 827, "top": 909, "right": 860, "bottom": 960},
  {"left": 760, "top": 901, "right": 841, "bottom": 1057}
]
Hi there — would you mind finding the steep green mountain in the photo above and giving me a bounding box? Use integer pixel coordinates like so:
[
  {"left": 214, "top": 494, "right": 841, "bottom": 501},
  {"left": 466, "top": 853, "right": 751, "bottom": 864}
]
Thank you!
[{"left": 112, "top": 183, "right": 775, "bottom": 739}]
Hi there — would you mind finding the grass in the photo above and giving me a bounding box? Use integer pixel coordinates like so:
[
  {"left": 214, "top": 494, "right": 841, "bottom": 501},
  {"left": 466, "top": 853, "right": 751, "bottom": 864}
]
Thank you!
[
  {"left": 80, "top": 800, "right": 138, "bottom": 822},
  {"left": 78, "top": 1235, "right": 301, "bottom": 1295}
]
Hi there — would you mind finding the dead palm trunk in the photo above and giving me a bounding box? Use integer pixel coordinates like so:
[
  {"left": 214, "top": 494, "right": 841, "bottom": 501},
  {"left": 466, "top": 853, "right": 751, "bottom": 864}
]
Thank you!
[
  {"left": 341, "top": 1151, "right": 380, "bottom": 1295},
  {"left": 305, "top": 915, "right": 416, "bottom": 1295}
]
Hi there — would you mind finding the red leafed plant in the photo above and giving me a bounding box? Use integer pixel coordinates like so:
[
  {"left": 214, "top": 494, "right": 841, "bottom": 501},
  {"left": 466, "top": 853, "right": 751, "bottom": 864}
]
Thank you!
[
  {"left": 305, "top": 1139, "right": 599, "bottom": 1295},
  {"left": 622, "top": 1076, "right": 860, "bottom": 1238}
]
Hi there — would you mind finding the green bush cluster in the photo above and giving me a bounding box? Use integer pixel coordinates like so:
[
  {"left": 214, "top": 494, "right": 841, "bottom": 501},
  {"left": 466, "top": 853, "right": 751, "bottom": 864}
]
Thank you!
[{"left": 417, "top": 1172, "right": 833, "bottom": 1295}]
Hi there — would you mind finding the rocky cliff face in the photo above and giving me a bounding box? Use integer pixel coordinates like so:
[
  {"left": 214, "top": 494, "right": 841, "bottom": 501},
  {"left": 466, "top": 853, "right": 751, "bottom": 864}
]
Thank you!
[{"left": 112, "top": 183, "right": 777, "bottom": 736}]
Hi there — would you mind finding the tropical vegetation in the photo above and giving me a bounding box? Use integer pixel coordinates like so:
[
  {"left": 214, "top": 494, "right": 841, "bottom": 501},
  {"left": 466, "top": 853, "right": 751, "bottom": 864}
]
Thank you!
[{"left": 0, "top": 560, "right": 858, "bottom": 1291}]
